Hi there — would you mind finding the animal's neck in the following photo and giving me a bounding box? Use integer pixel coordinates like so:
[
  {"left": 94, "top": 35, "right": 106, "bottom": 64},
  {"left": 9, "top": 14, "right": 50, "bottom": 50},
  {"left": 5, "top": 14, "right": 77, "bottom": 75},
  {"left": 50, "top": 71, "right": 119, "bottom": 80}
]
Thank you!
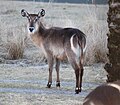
[{"left": 38, "top": 21, "right": 46, "bottom": 36}]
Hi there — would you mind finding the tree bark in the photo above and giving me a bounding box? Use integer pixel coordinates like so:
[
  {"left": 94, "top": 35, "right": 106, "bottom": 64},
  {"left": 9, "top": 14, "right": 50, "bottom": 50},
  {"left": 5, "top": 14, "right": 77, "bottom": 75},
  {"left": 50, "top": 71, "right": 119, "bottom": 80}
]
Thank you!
[{"left": 104, "top": 0, "right": 120, "bottom": 82}]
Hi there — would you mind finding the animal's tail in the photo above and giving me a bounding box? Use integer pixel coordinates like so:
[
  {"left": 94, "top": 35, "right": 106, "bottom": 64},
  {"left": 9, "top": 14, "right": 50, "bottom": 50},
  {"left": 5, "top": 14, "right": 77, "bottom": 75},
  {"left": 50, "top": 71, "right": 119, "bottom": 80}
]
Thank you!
[
  {"left": 70, "top": 33, "right": 86, "bottom": 65},
  {"left": 78, "top": 33, "right": 86, "bottom": 65}
]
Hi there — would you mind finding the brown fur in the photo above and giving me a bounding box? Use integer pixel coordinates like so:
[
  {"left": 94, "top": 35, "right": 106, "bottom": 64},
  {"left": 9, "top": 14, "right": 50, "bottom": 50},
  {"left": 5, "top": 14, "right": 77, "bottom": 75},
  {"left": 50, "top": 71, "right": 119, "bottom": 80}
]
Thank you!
[
  {"left": 21, "top": 9, "right": 86, "bottom": 94},
  {"left": 83, "top": 80, "right": 120, "bottom": 105}
]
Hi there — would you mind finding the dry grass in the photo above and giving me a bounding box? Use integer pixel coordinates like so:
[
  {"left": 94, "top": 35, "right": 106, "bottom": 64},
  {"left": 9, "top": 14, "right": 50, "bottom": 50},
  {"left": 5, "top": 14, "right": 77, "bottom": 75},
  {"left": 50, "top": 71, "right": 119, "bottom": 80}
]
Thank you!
[
  {"left": 0, "top": 1, "right": 108, "bottom": 65},
  {"left": 6, "top": 27, "right": 26, "bottom": 60},
  {"left": 81, "top": 5, "right": 108, "bottom": 65},
  {"left": 7, "top": 42, "right": 24, "bottom": 60}
]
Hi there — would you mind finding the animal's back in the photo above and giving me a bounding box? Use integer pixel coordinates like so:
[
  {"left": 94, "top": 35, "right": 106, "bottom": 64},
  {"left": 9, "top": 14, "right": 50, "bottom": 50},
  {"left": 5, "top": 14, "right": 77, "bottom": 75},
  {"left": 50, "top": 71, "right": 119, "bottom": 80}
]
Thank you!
[
  {"left": 44, "top": 27, "right": 86, "bottom": 46},
  {"left": 83, "top": 80, "right": 120, "bottom": 105}
]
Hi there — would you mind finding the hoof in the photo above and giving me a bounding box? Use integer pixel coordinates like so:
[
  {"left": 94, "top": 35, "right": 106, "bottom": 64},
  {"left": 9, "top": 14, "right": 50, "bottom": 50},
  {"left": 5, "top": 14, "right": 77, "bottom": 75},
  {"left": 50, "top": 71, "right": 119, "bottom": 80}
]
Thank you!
[
  {"left": 75, "top": 87, "right": 81, "bottom": 94},
  {"left": 79, "top": 88, "right": 82, "bottom": 92},
  {"left": 47, "top": 82, "right": 52, "bottom": 88},
  {"left": 56, "top": 82, "right": 60, "bottom": 87}
]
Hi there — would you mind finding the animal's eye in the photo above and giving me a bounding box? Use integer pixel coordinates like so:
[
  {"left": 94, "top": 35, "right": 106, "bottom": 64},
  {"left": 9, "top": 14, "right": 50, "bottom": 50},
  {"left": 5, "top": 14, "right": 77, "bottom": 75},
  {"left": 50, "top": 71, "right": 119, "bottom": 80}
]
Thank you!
[
  {"left": 34, "top": 17, "right": 38, "bottom": 22},
  {"left": 28, "top": 16, "right": 31, "bottom": 21}
]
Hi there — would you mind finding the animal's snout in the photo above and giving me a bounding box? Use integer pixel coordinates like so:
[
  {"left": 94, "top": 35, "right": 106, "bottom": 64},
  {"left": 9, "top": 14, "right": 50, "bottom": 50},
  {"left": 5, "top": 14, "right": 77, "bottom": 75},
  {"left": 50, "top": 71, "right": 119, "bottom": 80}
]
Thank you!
[{"left": 29, "top": 27, "right": 34, "bottom": 32}]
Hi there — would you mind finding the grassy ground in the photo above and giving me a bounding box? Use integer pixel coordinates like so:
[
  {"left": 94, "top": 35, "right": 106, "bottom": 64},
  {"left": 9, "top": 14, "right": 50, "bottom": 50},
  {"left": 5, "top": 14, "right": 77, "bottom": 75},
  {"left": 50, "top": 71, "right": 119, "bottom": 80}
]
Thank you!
[{"left": 0, "top": 63, "right": 106, "bottom": 105}]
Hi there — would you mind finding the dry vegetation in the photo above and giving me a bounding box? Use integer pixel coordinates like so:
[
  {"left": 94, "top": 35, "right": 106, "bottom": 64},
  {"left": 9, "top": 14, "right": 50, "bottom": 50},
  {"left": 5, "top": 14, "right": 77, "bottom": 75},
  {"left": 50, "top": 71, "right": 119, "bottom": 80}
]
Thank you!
[
  {"left": 6, "top": 27, "right": 26, "bottom": 60},
  {"left": 0, "top": 1, "right": 108, "bottom": 65}
]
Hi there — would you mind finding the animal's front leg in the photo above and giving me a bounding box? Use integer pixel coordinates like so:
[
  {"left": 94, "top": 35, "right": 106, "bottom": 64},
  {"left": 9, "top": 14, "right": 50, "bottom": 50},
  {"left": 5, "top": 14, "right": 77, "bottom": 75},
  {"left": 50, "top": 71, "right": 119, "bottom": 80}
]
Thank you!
[{"left": 47, "top": 54, "right": 54, "bottom": 88}]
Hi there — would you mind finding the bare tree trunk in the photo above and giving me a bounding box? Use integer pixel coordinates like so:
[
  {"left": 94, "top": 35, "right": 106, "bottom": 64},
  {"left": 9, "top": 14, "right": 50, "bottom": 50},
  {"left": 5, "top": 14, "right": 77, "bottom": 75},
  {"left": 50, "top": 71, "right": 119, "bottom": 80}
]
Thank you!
[{"left": 105, "top": 0, "right": 120, "bottom": 82}]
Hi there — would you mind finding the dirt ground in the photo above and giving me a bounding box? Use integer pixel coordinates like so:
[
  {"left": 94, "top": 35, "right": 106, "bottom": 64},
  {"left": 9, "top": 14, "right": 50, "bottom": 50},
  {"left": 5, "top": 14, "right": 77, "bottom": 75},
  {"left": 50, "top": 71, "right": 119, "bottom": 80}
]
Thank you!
[{"left": 0, "top": 62, "right": 107, "bottom": 105}]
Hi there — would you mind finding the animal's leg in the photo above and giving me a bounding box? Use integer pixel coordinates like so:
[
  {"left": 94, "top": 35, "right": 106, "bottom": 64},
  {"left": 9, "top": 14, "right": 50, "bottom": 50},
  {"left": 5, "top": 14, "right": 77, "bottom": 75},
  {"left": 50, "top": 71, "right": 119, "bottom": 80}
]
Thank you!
[
  {"left": 79, "top": 49, "right": 85, "bottom": 91},
  {"left": 55, "top": 58, "right": 60, "bottom": 87},
  {"left": 66, "top": 50, "right": 80, "bottom": 94},
  {"left": 75, "top": 67, "right": 80, "bottom": 94},
  {"left": 71, "top": 60, "right": 80, "bottom": 94},
  {"left": 47, "top": 54, "right": 54, "bottom": 88},
  {"left": 79, "top": 61, "right": 84, "bottom": 92}
]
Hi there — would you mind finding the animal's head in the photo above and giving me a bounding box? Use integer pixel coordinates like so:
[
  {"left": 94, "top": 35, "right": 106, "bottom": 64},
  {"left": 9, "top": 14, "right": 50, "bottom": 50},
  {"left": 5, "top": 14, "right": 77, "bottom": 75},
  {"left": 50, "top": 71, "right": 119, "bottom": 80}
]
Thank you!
[{"left": 21, "top": 9, "right": 45, "bottom": 34}]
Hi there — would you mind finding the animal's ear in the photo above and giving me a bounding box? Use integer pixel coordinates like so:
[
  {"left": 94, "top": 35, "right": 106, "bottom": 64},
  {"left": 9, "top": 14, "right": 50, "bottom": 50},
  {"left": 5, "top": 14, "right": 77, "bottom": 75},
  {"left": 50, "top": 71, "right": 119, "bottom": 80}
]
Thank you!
[
  {"left": 21, "top": 9, "right": 29, "bottom": 17},
  {"left": 38, "top": 9, "right": 45, "bottom": 18}
]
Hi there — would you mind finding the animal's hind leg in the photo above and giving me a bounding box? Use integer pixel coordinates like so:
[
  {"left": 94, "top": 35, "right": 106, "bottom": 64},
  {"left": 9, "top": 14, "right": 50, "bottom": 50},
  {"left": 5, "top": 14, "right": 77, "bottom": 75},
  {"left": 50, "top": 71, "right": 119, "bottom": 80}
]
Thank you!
[
  {"left": 79, "top": 49, "right": 85, "bottom": 91},
  {"left": 79, "top": 61, "right": 84, "bottom": 92},
  {"left": 75, "top": 67, "right": 80, "bottom": 94},
  {"left": 55, "top": 58, "right": 60, "bottom": 87},
  {"left": 70, "top": 60, "right": 80, "bottom": 94},
  {"left": 66, "top": 51, "right": 80, "bottom": 94}
]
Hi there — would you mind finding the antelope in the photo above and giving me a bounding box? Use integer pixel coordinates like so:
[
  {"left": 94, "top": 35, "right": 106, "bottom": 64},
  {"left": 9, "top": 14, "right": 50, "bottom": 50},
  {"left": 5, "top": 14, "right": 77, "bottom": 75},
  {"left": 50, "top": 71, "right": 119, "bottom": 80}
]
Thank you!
[
  {"left": 83, "top": 80, "right": 120, "bottom": 105},
  {"left": 21, "top": 9, "right": 86, "bottom": 94}
]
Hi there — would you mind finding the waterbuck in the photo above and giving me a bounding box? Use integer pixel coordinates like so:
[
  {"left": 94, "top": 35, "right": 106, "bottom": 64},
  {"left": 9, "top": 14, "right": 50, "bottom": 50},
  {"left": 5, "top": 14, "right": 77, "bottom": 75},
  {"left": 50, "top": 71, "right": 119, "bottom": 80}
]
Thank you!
[
  {"left": 21, "top": 9, "right": 86, "bottom": 94},
  {"left": 83, "top": 80, "right": 120, "bottom": 105}
]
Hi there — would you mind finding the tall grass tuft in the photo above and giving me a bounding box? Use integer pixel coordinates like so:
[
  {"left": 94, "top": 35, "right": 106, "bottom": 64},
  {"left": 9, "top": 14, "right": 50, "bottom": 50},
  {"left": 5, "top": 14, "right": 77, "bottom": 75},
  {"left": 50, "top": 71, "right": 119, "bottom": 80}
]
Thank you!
[
  {"left": 81, "top": 5, "right": 108, "bottom": 65},
  {"left": 6, "top": 27, "right": 26, "bottom": 60},
  {"left": 7, "top": 41, "right": 24, "bottom": 60}
]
